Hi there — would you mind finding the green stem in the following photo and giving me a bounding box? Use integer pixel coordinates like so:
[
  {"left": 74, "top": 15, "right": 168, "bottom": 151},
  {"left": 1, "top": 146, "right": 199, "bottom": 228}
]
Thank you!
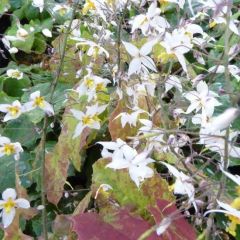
[{"left": 39, "top": 2, "right": 79, "bottom": 239}]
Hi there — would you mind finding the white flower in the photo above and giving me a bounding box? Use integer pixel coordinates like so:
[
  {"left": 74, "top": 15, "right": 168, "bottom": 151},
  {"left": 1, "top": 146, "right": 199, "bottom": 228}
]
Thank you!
[
  {"left": 0, "top": 136, "right": 23, "bottom": 160},
  {"left": 99, "top": 139, "right": 154, "bottom": 187},
  {"left": 165, "top": 75, "right": 182, "bottom": 93},
  {"left": 122, "top": 40, "right": 157, "bottom": 76},
  {"left": 32, "top": 0, "right": 44, "bottom": 12},
  {"left": 23, "top": 91, "right": 54, "bottom": 116},
  {"left": 71, "top": 104, "right": 107, "bottom": 138},
  {"left": 0, "top": 188, "right": 30, "bottom": 228},
  {"left": 160, "top": 162, "right": 196, "bottom": 210},
  {"left": 75, "top": 72, "right": 110, "bottom": 102},
  {"left": 42, "top": 28, "right": 52, "bottom": 38},
  {"left": 6, "top": 69, "right": 23, "bottom": 80},
  {"left": 0, "top": 100, "right": 22, "bottom": 122},
  {"left": 184, "top": 81, "right": 221, "bottom": 118},
  {"left": 74, "top": 39, "right": 109, "bottom": 59},
  {"left": 115, "top": 107, "right": 146, "bottom": 128},
  {"left": 130, "top": 2, "right": 169, "bottom": 35},
  {"left": 52, "top": 4, "right": 70, "bottom": 16},
  {"left": 161, "top": 30, "right": 192, "bottom": 73}
]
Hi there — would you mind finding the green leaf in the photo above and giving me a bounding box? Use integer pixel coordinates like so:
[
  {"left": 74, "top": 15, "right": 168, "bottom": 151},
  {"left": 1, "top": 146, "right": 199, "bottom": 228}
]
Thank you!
[
  {"left": 32, "top": 33, "right": 47, "bottom": 54},
  {"left": 0, "top": 155, "right": 15, "bottom": 192},
  {"left": 0, "top": 0, "right": 10, "bottom": 14},
  {"left": 9, "top": 0, "right": 23, "bottom": 10},
  {"left": 3, "top": 115, "right": 41, "bottom": 148},
  {"left": 3, "top": 77, "right": 30, "bottom": 97}
]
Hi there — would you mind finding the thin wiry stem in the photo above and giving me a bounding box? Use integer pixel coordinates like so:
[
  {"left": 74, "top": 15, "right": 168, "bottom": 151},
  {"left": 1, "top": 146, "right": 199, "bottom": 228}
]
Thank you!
[
  {"left": 38, "top": 2, "right": 79, "bottom": 239},
  {"left": 204, "top": 1, "right": 232, "bottom": 238}
]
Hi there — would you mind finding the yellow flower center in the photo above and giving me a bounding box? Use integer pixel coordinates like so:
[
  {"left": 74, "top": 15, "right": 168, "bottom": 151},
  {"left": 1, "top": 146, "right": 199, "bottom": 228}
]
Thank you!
[
  {"left": 58, "top": 7, "right": 67, "bottom": 16},
  {"left": 140, "top": 16, "right": 148, "bottom": 26},
  {"left": 82, "top": 0, "right": 96, "bottom": 15},
  {"left": 2, "top": 198, "right": 16, "bottom": 213},
  {"left": 3, "top": 144, "right": 15, "bottom": 155},
  {"left": 85, "top": 78, "right": 94, "bottom": 88},
  {"left": 209, "top": 21, "right": 217, "bottom": 28},
  {"left": 34, "top": 96, "right": 45, "bottom": 108},
  {"left": 11, "top": 71, "right": 21, "bottom": 79},
  {"left": 96, "top": 83, "right": 106, "bottom": 92},
  {"left": 7, "top": 106, "right": 20, "bottom": 116},
  {"left": 82, "top": 115, "right": 94, "bottom": 125},
  {"left": 185, "top": 32, "right": 193, "bottom": 39}
]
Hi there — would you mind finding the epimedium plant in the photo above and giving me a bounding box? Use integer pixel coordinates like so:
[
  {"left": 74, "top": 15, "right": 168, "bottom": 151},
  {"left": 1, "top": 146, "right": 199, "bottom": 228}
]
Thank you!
[{"left": 0, "top": 0, "right": 240, "bottom": 239}]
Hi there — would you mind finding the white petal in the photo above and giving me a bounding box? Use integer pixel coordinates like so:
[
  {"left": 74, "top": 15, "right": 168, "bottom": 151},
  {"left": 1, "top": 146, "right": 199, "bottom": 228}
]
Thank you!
[
  {"left": 2, "top": 208, "right": 16, "bottom": 228},
  {"left": 41, "top": 101, "right": 54, "bottom": 116},
  {"left": 229, "top": 20, "right": 240, "bottom": 36},
  {"left": 160, "top": 162, "right": 180, "bottom": 178},
  {"left": 122, "top": 41, "right": 139, "bottom": 57},
  {"left": 30, "top": 91, "right": 40, "bottom": 100},
  {"left": 197, "top": 81, "right": 208, "bottom": 95},
  {"left": 128, "top": 58, "right": 142, "bottom": 76},
  {"left": 73, "top": 122, "right": 84, "bottom": 139},
  {"left": 106, "top": 159, "right": 130, "bottom": 169},
  {"left": 131, "top": 15, "right": 146, "bottom": 32},
  {"left": 15, "top": 198, "right": 30, "bottom": 209},
  {"left": 0, "top": 104, "right": 10, "bottom": 113},
  {"left": 156, "top": 218, "right": 171, "bottom": 236},
  {"left": 0, "top": 137, "right": 11, "bottom": 146},
  {"left": 141, "top": 56, "right": 157, "bottom": 72},
  {"left": 140, "top": 39, "right": 157, "bottom": 56},
  {"left": 70, "top": 109, "right": 84, "bottom": 120},
  {"left": 2, "top": 188, "right": 16, "bottom": 201},
  {"left": 221, "top": 169, "right": 240, "bottom": 185},
  {"left": 42, "top": 28, "right": 52, "bottom": 38},
  {"left": 22, "top": 101, "right": 35, "bottom": 112}
]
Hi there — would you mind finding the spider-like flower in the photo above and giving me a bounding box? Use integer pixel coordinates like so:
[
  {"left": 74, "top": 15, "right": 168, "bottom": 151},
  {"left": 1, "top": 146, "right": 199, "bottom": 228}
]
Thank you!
[
  {"left": 71, "top": 104, "right": 107, "bottom": 138},
  {"left": 0, "top": 100, "right": 22, "bottom": 122},
  {"left": 23, "top": 91, "right": 54, "bottom": 116},
  {"left": 6, "top": 69, "right": 23, "bottom": 80},
  {"left": 0, "top": 136, "right": 23, "bottom": 161},
  {"left": 98, "top": 139, "right": 155, "bottom": 187}
]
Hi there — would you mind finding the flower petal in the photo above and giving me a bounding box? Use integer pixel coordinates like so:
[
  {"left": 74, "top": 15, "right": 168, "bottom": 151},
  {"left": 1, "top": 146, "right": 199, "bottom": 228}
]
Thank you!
[
  {"left": 2, "top": 208, "right": 16, "bottom": 228},
  {"left": 2, "top": 188, "right": 16, "bottom": 201},
  {"left": 15, "top": 198, "right": 30, "bottom": 209}
]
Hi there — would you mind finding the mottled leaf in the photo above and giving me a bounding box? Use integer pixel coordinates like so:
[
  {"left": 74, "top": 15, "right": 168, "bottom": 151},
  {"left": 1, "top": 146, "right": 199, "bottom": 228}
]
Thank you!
[{"left": 92, "top": 158, "right": 174, "bottom": 218}]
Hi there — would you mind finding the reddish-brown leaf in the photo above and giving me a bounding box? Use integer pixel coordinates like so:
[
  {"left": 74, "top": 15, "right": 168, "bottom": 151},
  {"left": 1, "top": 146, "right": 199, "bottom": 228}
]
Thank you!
[
  {"left": 149, "top": 200, "right": 197, "bottom": 240},
  {"left": 71, "top": 209, "right": 159, "bottom": 240}
]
